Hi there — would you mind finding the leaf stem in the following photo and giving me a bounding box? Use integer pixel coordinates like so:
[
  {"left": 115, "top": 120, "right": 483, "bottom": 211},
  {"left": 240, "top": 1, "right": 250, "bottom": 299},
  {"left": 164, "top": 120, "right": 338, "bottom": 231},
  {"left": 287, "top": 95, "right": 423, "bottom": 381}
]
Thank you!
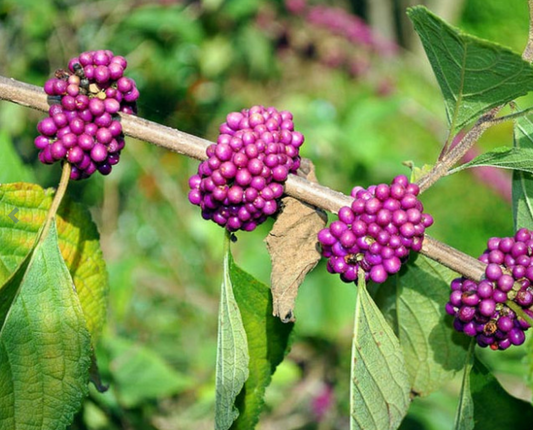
[
  {"left": 40, "top": 162, "right": 71, "bottom": 242},
  {"left": 478, "top": 105, "right": 533, "bottom": 126}
]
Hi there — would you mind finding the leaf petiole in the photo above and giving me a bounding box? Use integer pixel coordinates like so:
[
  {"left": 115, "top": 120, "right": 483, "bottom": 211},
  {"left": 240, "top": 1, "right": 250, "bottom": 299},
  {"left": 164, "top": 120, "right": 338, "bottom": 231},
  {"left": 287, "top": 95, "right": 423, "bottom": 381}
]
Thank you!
[
  {"left": 40, "top": 162, "right": 71, "bottom": 242},
  {"left": 478, "top": 105, "right": 533, "bottom": 127}
]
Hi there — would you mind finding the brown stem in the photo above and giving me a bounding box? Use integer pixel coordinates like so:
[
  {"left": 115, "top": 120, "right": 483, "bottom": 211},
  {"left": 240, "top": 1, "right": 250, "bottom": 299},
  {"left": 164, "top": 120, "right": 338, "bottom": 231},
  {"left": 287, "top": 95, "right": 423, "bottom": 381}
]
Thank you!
[
  {"left": 417, "top": 107, "right": 502, "bottom": 194},
  {"left": 0, "top": 75, "right": 493, "bottom": 282},
  {"left": 422, "top": 235, "right": 485, "bottom": 280}
]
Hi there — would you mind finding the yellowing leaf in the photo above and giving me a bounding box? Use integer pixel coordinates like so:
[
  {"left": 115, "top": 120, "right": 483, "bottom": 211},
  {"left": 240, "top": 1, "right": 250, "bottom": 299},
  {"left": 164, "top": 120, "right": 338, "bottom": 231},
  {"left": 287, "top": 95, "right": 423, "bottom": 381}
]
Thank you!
[{"left": 0, "top": 183, "right": 108, "bottom": 341}]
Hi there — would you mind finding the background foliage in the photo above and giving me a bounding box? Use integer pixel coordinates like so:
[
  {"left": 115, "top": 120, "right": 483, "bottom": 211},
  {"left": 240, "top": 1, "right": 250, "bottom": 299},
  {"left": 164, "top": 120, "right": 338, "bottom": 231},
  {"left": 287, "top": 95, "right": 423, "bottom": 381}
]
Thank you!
[{"left": 0, "top": 1, "right": 531, "bottom": 428}]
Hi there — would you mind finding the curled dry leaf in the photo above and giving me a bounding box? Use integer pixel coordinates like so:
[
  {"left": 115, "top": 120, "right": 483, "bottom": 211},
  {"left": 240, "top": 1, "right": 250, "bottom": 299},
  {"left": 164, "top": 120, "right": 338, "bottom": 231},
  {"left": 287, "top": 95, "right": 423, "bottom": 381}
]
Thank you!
[{"left": 265, "top": 159, "right": 327, "bottom": 323}]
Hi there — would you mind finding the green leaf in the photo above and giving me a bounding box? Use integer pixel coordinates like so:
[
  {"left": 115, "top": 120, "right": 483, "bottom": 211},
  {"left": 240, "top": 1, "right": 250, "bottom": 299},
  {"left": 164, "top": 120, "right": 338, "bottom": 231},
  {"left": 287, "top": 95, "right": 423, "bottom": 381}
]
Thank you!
[
  {"left": 103, "top": 336, "right": 193, "bottom": 408},
  {"left": 0, "top": 183, "right": 108, "bottom": 341},
  {"left": 470, "top": 356, "right": 533, "bottom": 429},
  {"left": 449, "top": 146, "right": 533, "bottom": 175},
  {"left": 453, "top": 340, "right": 475, "bottom": 430},
  {"left": 215, "top": 234, "right": 250, "bottom": 430},
  {"left": 229, "top": 251, "right": 294, "bottom": 430},
  {"left": 408, "top": 6, "right": 533, "bottom": 134},
  {"left": 513, "top": 116, "right": 533, "bottom": 230},
  {"left": 0, "top": 249, "right": 35, "bottom": 333},
  {"left": 0, "top": 130, "right": 35, "bottom": 183},
  {"left": 350, "top": 270, "right": 410, "bottom": 430},
  {"left": 376, "top": 255, "right": 470, "bottom": 397},
  {"left": 0, "top": 221, "right": 91, "bottom": 430}
]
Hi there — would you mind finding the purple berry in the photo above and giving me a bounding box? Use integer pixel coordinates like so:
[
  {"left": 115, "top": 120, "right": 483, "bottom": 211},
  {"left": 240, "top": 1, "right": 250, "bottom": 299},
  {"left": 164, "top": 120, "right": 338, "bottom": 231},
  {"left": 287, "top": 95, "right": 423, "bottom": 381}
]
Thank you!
[
  {"left": 370, "top": 264, "right": 387, "bottom": 283},
  {"left": 67, "top": 146, "right": 84, "bottom": 164},
  {"left": 34, "top": 136, "right": 50, "bottom": 150},
  {"left": 492, "top": 289, "right": 508, "bottom": 303},
  {"left": 516, "top": 290, "right": 533, "bottom": 307},
  {"left": 117, "top": 77, "right": 134, "bottom": 93},
  {"left": 477, "top": 280, "right": 494, "bottom": 299},
  {"left": 485, "top": 263, "right": 503, "bottom": 281},
  {"left": 497, "top": 316, "right": 513, "bottom": 332},
  {"left": 458, "top": 306, "right": 476, "bottom": 322},
  {"left": 91, "top": 143, "right": 108, "bottom": 163},
  {"left": 508, "top": 328, "right": 526, "bottom": 345},
  {"left": 50, "top": 141, "right": 67, "bottom": 160},
  {"left": 478, "top": 299, "right": 496, "bottom": 317},
  {"left": 38, "top": 117, "right": 58, "bottom": 136}
]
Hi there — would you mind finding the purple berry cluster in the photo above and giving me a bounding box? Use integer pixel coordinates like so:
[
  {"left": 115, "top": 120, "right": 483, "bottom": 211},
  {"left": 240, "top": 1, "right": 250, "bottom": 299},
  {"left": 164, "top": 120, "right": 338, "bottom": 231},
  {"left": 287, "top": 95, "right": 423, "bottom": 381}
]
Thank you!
[
  {"left": 188, "top": 105, "right": 304, "bottom": 232},
  {"left": 317, "top": 175, "right": 433, "bottom": 284},
  {"left": 446, "top": 228, "right": 533, "bottom": 350},
  {"left": 35, "top": 50, "right": 139, "bottom": 180}
]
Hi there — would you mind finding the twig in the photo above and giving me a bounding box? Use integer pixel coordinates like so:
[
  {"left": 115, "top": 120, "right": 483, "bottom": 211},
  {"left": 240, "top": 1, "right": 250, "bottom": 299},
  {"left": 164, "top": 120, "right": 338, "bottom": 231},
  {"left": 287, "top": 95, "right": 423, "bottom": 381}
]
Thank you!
[
  {"left": 416, "top": 109, "right": 500, "bottom": 194},
  {"left": 0, "top": 74, "right": 487, "bottom": 282}
]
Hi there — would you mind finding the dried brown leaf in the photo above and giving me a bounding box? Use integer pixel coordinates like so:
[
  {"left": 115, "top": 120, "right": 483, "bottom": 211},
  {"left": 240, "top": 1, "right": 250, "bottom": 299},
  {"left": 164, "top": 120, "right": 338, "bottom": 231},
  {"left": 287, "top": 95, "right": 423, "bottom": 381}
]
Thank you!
[{"left": 265, "top": 159, "right": 327, "bottom": 323}]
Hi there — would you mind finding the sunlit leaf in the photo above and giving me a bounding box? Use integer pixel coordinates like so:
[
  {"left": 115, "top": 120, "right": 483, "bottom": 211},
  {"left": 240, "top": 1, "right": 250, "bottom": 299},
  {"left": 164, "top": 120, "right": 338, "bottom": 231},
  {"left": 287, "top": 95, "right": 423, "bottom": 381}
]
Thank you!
[
  {"left": 215, "top": 235, "right": 249, "bottom": 430},
  {"left": 0, "top": 221, "right": 91, "bottom": 430},
  {"left": 396, "top": 256, "right": 470, "bottom": 396},
  {"left": 376, "top": 255, "right": 470, "bottom": 397},
  {"left": 229, "top": 252, "right": 294, "bottom": 430},
  {"left": 513, "top": 116, "right": 533, "bottom": 230},
  {"left": 350, "top": 270, "right": 410, "bottom": 430},
  {"left": 0, "top": 183, "right": 108, "bottom": 341},
  {"left": 408, "top": 6, "right": 533, "bottom": 134}
]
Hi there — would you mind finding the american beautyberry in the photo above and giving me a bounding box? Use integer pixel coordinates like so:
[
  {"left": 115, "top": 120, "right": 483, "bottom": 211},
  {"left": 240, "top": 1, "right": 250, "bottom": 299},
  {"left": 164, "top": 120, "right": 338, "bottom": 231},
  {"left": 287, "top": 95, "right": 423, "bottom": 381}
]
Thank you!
[
  {"left": 35, "top": 50, "right": 139, "bottom": 180},
  {"left": 447, "top": 228, "right": 533, "bottom": 350},
  {"left": 318, "top": 175, "right": 433, "bottom": 284},
  {"left": 188, "top": 105, "right": 304, "bottom": 232}
]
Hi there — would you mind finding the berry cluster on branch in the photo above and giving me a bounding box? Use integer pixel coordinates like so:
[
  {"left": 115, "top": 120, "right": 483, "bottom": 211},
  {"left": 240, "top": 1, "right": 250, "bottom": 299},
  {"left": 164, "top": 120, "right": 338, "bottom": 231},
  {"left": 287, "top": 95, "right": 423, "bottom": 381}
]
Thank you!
[
  {"left": 0, "top": 49, "right": 529, "bottom": 351},
  {"left": 188, "top": 105, "right": 304, "bottom": 232},
  {"left": 35, "top": 50, "right": 138, "bottom": 180},
  {"left": 317, "top": 175, "right": 434, "bottom": 284},
  {"left": 447, "top": 229, "right": 533, "bottom": 350}
]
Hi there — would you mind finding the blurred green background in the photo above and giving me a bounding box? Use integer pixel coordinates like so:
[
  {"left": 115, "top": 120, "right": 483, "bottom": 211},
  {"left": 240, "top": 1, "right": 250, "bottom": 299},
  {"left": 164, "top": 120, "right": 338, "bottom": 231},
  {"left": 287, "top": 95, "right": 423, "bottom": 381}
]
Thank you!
[{"left": 0, "top": 0, "right": 532, "bottom": 429}]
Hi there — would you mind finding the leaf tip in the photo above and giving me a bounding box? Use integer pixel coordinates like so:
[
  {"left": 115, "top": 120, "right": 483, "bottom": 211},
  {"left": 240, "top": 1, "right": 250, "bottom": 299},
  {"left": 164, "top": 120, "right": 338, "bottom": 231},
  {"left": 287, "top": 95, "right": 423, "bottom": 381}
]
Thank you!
[{"left": 406, "top": 5, "right": 428, "bottom": 20}]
